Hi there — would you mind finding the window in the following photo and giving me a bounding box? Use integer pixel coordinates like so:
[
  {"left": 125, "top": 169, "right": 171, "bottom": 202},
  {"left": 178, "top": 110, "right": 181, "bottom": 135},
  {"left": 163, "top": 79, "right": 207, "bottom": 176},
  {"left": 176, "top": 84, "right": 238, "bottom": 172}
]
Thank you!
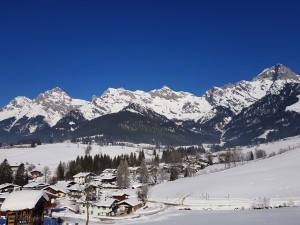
[{"left": 103, "top": 207, "right": 106, "bottom": 210}]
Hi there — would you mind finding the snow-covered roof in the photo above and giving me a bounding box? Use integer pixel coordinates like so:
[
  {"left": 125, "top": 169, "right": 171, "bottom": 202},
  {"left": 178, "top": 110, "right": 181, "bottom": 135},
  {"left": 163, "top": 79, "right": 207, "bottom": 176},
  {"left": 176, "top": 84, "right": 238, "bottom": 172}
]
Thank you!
[
  {"left": 43, "top": 184, "right": 68, "bottom": 194},
  {"left": 118, "top": 198, "right": 141, "bottom": 207},
  {"left": 73, "top": 172, "right": 95, "bottom": 178},
  {"left": 23, "top": 181, "right": 47, "bottom": 188},
  {"left": 102, "top": 169, "right": 117, "bottom": 173},
  {"left": 0, "top": 192, "right": 10, "bottom": 199},
  {"left": 111, "top": 193, "right": 129, "bottom": 197},
  {"left": 94, "top": 198, "right": 118, "bottom": 208},
  {"left": 0, "top": 183, "right": 20, "bottom": 190},
  {"left": 128, "top": 167, "right": 140, "bottom": 171},
  {"left": 68, "top": 184, "right": 84, "bottom": 192},
  {"left": 100, "top": 175, "right": 116, "bottom": 180},
  {"left": 1, "top": 190, "right": 49, "bottom": 211}
]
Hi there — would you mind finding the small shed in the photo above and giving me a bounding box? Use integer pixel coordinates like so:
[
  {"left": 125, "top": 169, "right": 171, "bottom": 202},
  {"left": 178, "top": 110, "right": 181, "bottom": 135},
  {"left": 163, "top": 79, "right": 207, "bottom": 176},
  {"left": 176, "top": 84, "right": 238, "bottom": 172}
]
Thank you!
[{"left": 1, "top": 190, "right": 49, "bottom": 225}]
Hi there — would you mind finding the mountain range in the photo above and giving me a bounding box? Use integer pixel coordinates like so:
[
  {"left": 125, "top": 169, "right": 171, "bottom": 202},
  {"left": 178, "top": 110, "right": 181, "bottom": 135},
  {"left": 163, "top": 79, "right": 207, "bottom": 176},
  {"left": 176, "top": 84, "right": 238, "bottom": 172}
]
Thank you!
[{"left": 1, "top": 63, "right": 300, "bottom": 146}]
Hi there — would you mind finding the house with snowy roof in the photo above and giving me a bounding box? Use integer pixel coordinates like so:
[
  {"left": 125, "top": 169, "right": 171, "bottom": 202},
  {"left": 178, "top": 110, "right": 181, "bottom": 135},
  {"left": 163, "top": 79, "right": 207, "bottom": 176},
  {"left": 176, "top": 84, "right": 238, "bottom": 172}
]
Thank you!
[
  {"left": 67, "top": 184, "right": 84, "bottom": 198},
  {"left": 22, "top": 181, "right": 48, "bottom": 190},
  {"left": 1, "top": 190, "right": 49, "bottom": 225},
  {"left": 128, "top": 167, "right": 140, "bottom": 175},
  {"left": 101, "top": 169, "right": 117, "bottom": 176},
  {"left": 78, "top": 198, "right": 119, "bottom": 216},
  {"left": 117, "top": 198, "right": 142, "bottom": 213},
  {"left": 73, "top": 172, "right": 96, "bottom": 184},
  {"left": 111, "top": 193, "right": 129, "bottom": 201},
  {"left": 43, "top": 184, "right": 68, "bottom": 197},
  {"left": 29, "top": 170, "right": 42, "bottom": 178},
  {"left": 0, "top": 183, "right": 21, "bottom": 193}
]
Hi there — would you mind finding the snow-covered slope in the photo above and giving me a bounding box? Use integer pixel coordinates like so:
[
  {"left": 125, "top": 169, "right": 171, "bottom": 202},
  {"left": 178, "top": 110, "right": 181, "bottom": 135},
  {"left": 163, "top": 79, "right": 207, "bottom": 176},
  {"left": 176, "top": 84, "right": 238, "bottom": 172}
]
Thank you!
[{"left": 150, "top": 142, "right": 300, "bottom": 209}]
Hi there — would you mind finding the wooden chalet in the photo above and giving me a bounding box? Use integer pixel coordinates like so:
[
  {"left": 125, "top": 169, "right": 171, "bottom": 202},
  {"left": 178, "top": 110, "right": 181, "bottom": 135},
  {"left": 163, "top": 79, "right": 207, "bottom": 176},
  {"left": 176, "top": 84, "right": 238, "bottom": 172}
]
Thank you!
[
  {"left": 117, "top": 198, "right": 142, "bottom": 213},
  {"left": 0, "top": 184, "right": 21, "bottom": 193},
  {"left": 1, "top": 190, "right": 49, "bottom": 225},
  {"left": 100, "top": 175, "right": 117, "bottom": 184},
  {"left": 43, "top": 191, "right": 59, "bottom": 216},
  {"left": 43, "top": 185, "right": 68, "bottom": 198},
  {"left": 111, "top": 193, "right": 129, "bottom": 201},
  {"left": 29, "top": 170, "right": 42, "bottom": 178}
]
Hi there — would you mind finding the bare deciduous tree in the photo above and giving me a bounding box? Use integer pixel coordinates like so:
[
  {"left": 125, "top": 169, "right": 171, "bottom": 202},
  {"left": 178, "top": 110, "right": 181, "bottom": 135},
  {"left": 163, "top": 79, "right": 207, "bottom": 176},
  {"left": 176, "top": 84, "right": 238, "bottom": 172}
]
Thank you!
[
  {"left": 116, "top": 160, "right": 130, "bottom": 188},
  {"left": 139, "top": 158, "right": 149, "bottom": 184},
  {"left": 43, "top": 166, "right": 51, "bottom": 184},
  {"left": 85, "top": 145, "right": 92, "bottom": 155}
]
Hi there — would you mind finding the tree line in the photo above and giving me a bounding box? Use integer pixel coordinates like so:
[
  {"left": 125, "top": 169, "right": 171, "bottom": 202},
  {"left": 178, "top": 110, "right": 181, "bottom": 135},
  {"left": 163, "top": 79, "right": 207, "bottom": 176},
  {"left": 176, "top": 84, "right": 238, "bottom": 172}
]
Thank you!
[
  {"left": 0, "top": 159, "right": 28, "bottom": 186},
  {"left": 55, "top": 151, "right": 146, "bottom": 181}
]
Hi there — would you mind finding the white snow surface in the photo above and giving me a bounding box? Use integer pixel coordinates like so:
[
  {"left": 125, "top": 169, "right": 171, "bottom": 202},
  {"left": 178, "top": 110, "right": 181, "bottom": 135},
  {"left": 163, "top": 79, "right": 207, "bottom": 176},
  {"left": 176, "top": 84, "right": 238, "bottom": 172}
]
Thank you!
[
  {"left": 150, "top": 142, "right": 300, "bottom": 209},
  {"left": 0, "top": 190, "right": 49, "bottom": 211},
  {"left": 286, "top": 94, "right": 300, "bottom": 113},
  {"left": 0, "top": 143, "right": 150, "bottom": 173}
]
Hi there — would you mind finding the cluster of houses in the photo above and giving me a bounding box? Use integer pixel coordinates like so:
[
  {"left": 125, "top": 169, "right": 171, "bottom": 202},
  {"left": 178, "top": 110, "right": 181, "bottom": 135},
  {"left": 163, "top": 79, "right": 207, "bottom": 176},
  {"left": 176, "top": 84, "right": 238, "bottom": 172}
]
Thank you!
[
  {"left": 0, "top": 153, "right": 212, "bottom": 225},
  {"left": 0, "top": 168, "right": 144, "bottom": 225}
]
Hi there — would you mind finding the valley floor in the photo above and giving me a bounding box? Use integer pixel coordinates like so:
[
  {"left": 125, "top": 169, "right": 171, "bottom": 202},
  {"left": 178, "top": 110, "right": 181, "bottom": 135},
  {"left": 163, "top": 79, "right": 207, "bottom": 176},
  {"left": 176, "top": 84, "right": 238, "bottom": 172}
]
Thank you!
[{"left": 42, "top": 207, "right": 300, "bottom": 225}]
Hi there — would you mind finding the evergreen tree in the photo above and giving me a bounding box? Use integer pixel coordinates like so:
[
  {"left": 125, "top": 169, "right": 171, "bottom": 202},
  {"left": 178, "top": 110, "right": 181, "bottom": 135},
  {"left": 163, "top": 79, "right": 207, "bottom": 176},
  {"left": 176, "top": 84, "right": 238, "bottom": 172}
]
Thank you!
[
  {"left": 36, "top": 139, "right": 42, "bottom": 145},
  {"left": 56, "top": 161, "right": 65, "bottom": 181},
  {"left": 31, "top": 141, "right": 36, "bottom": 148},
  {"left": 0, "top": 159, "right": 13, "bottom": 184},
  {"left": 170, "top": 167, "right": 179, "bottom": 181},
  {"left": 250, "top": 151, "right": 254, "bottom": 160},
  {"left": 14, "top": 163, "right": 26, "bottom": 186}
]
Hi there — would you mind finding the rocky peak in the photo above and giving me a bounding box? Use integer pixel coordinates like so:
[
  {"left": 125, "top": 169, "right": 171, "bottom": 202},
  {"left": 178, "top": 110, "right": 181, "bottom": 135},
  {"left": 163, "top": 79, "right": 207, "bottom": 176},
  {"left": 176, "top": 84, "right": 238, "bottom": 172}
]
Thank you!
[
  {"left": 34, "top": 87, "right": 71, "bottom": 104},
  {"left": 150, "top": 85, "right": 179, "bottom": 100},
  {"left": 9, "top": 96, "right": 32, "bottom": 108},
  {"left": 252, "top": 64, "right": 299, "bottom": 82}
]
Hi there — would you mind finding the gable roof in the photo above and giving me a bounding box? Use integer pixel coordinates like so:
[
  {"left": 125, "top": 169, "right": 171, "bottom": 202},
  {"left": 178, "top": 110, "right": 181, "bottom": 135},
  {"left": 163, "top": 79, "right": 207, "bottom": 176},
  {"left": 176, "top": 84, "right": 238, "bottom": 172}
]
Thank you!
[
  {"left": 1, "top": 190, "right": 49, "bottom": 211},
  {"left": 0, "top": 183, "right": 20, "bottom": 190},
  {"left": 118, "top": 198, "right": 141, "bottom": 207},
  {"left": 94, "top": 198, "right": 119, "bottom": 208},
  {"left": 73, "top": 172, "right": 96, "bottom": 178},
  {"left": 23, "top": 181, "right": 47, "bottom": 189},
  {"left": 43, "top": 185, "right": 68, "bottom": 194}
]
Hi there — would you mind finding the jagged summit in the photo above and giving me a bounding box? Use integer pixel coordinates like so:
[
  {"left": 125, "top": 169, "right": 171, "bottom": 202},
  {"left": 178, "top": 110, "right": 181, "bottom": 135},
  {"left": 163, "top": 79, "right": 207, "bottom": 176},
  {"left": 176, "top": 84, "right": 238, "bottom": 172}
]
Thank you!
[{"left": 252, "top": 64, "right": 299, "bottom": 82}]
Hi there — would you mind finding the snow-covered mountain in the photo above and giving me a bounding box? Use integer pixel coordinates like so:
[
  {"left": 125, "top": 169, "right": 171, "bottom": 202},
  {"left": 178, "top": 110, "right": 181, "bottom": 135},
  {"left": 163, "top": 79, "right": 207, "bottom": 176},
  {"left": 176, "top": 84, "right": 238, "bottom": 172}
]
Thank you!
[
  {"left": 0, "top": 63, "right": 299, "bottom": 144},
  {"left": 0, "top": 87, "right": 101, "bottom": 134}
]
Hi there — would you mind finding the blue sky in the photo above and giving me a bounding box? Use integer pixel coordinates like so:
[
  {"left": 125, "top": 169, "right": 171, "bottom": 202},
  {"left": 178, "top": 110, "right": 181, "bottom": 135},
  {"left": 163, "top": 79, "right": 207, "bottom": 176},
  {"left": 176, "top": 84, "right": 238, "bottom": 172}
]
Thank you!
[{"left": 1, "top": 0, "right": 300, "bottom": 107}]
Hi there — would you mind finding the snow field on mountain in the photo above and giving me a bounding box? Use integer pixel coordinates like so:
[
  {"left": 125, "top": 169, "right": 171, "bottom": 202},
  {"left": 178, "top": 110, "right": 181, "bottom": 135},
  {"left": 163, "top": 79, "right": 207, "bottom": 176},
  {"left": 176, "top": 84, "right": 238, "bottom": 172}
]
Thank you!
[
  {"left": 240, "top": 135, "right": 300, "bottom": 156},
  {"left": 149, "top": 141, "right": 300, "bottom": 210},
  {"left": 0, "top": 143, "right": 149, "bottom": 173}
]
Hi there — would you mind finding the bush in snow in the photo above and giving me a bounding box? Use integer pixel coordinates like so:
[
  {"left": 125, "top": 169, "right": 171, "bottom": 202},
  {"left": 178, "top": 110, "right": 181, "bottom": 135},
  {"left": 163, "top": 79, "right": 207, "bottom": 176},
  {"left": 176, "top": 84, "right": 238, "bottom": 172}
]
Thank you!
[
  {"left": 268, "top": 152, "right": 276, "bottom": 157},
  {"left": 255, "top": 149, "right": 267, "bottom": 159}
]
